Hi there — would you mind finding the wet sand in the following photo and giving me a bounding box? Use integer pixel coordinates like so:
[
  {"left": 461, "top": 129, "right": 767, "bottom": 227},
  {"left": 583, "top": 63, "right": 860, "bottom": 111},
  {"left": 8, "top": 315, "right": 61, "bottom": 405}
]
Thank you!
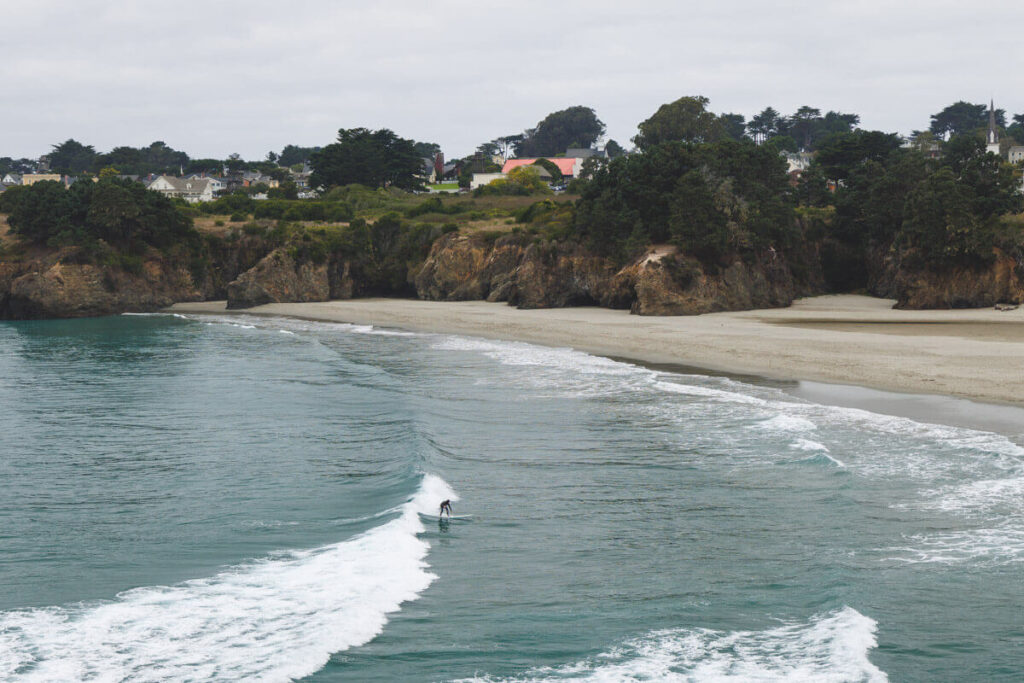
[{"left": 169, "top": 295, "right": 1024, "bottom": 408}]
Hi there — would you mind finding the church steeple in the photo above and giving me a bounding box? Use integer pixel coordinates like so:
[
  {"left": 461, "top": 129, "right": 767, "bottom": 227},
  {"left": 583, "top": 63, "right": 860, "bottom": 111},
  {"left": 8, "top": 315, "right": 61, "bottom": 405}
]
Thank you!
[{"left": 988, "top": 99, "right": 999, "bottom": 146}]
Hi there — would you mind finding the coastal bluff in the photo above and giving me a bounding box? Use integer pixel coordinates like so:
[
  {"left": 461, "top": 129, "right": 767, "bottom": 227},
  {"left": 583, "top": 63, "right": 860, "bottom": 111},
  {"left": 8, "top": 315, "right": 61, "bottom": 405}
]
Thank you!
[
  {"left": 412, "top": 232, "right": 810, "bottom": 315},
  {"left": 221, "top": 231, "right": 820, "bottom": 314},
  {"left": 2, "top": 220, "right": 1022, "bottom": 320}
]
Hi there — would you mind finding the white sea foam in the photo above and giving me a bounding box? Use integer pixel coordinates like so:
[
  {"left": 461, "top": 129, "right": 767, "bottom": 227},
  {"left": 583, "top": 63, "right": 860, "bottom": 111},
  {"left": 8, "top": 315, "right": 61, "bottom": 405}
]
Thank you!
[
  {"left": 170, "top": 313, "right": 418, "bottom": 339},
  {"left": 882, "top": 525, "right": 1024, "bottom": 566},
  {"left": 653, "top": 380, "right": 768, "bottom": 406},
  {"left": 0, "top": 474, "right": 454, "bottom": 682},
  {"left": 433, "top": 337, "right": 655, "bottom": 397},
  {"left": 754, "top": 415, "right": 818, "bottom": 433},
  {"left": 791, "top": 438, "right": 829, "bottom": 452},
  {"left": 916, "top": 476, "right": 1024, "bottom": 516},
  {"left": 433, "top": 334, "right": 1024, "bottom": 475},
  {"left": 457, "top": 607, "right": 886, "bottom": 682}
]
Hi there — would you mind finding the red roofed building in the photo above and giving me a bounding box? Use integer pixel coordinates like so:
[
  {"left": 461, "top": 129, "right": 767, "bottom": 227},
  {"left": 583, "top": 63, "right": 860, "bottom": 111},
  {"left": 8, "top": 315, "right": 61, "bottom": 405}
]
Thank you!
[{"left": 501, "top": 157, "right": 583, "bottom": 178}]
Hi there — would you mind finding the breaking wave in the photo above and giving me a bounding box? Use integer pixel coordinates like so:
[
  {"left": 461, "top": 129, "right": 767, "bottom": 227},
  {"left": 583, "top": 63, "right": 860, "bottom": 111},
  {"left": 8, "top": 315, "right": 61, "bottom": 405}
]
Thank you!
[{"left": 0, "top": 475, "right": 454, "bottom": 682}]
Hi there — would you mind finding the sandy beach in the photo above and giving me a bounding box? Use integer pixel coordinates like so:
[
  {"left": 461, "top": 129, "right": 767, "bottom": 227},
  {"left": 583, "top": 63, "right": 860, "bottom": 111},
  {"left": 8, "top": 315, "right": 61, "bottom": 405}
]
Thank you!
[{"left": 169, "top": 295, "right": 1024, "bottom": 408}]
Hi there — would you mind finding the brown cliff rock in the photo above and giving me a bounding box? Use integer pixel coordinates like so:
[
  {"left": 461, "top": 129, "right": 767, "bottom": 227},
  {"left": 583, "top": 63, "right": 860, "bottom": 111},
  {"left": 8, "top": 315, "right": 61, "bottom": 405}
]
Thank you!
[
  {"left": 506, "top": 241, "right": 622, "bottom": 309},
  {"left": 414, "top": 232, "right": 530, "bottom": 302},
  {"left": 893, "top": 251, "right": 1024, "bottom": 309},
  {"left": 226, "top": 249, "right": 330, "bottom": 309},
  {"left": 619, "top": 248, "right": 798, "bottom": 315},
  {"left": 5, "top": 257, "right": 201, "bottom": 319}
]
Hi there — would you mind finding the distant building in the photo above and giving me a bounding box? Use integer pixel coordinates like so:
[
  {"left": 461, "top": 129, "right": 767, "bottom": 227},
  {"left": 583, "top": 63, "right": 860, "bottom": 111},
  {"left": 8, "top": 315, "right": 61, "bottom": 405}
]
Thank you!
[
  {"left": 421, "top": 158, "right": 438, "bottom": 184},
  {"left": 292, "top": 169, "right": 312, "bottom": 190},
  {"left": 502, "top": 157, "right": 583, "bottom": 178},
  {"left": 1008, "top": 146, "right": 1024, "bottom": 164},
  {"left": 2, "top": 173, "right": 22, "bottom": 185},
  {"left": 22, "top": 174, "right": 62, "bottom": 186},
  {"left": 470, "top": 172, "right": 506, "bottom": 189},
  {"left": 147, "top": 175, "right": 219, "bottom": 203},
  {"left": 986, "top": 99, "right": 1000, "bottom": 156},
  {"left": 783, "top": 152, "right": 813, "bottom": 174}
]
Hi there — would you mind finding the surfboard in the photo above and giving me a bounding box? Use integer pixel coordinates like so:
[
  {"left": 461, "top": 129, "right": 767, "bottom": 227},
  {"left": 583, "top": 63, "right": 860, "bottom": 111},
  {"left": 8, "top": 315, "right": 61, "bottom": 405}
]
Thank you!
[{"left": 419, "top": 512, "right": 473, "bottom": 520}]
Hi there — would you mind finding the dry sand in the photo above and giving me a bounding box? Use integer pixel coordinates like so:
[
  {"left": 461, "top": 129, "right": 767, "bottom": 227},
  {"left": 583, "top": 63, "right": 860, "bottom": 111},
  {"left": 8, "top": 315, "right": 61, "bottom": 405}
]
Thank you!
[{"left": 169, "top": 295, "right": 1024, "bottom": 407}]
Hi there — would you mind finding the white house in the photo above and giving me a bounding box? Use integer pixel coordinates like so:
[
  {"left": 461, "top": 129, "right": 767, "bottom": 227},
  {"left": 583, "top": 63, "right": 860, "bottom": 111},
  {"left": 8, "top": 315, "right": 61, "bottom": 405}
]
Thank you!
[
  {"left": 147, "top": 175, "right": 219, "bottom": 203},
  {"left": 2, "top": 173, "right": 21, "bottom": 185},
  {"left": 470, "top": 172, "right": 505, "bottom": 189},
  {"left": 1008, "top": 146, "right": 1024, "bottom": 165}
]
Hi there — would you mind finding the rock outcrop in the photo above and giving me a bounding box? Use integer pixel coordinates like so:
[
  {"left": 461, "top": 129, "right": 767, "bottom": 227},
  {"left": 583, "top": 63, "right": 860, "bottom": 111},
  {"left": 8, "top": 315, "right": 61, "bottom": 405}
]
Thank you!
[
  {"left": 414, "top": 232, "right": 529, "bottom": 302},
  {"left": 622, "top": 251, "right": 799, "bottom": 316},
  {"left": 412, "top": 235, "right": 814, "bottom": 315},
  {"left": 1, "top": 254, "right": 201, "bottom": 319},
  {"left": 226, "top": 249, "right": 330, "bottom": 309},
  {"left": 891, "top": 250, "right": 1024, "bottom": 309}
]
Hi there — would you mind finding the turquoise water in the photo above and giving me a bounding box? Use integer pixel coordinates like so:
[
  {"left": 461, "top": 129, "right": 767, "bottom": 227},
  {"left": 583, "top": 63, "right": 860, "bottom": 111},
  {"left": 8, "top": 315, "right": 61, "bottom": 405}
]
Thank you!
[{"left": 0, "top": 314, "right": 1022, "bottom": 681}]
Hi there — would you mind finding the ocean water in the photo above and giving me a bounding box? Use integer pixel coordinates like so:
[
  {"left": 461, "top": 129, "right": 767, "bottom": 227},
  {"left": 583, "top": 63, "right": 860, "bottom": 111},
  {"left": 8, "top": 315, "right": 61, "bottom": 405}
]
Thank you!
[{"left": 0, "top": 313, "right": 1021, "bottom": 682}]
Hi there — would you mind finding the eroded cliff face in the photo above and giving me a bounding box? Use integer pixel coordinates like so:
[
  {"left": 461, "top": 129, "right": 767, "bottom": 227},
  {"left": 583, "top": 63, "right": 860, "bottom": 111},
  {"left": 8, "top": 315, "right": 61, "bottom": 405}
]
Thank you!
[
  {"left": 226, "top": 249, "right": 330, "bottom": 309},
  {"left": 0, "top": 251, "right": 202, "bottom": 319},
  {"left": 889, "top": 250, "right": 1024, "bottom": 309},
  {"left": 410, "top": 233, "right": 816, "bottom": 315}
]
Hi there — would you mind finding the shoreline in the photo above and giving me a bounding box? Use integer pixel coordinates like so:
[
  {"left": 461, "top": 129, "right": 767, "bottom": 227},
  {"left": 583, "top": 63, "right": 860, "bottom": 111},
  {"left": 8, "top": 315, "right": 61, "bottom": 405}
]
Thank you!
[{"left": 168, "top": 295, "right": 1024, "bottom": 426}]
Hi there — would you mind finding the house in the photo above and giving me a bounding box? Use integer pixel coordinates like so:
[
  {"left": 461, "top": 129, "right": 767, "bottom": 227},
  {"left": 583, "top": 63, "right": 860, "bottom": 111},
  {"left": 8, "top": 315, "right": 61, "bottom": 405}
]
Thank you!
[
  {"left": 470, "top": 172, "right": 506, "bottom": 189},
  {"left": 147, "top": 175, "right": 219, "bottom": 203},
  {"left": 1008, "top": 146, "right": 1024, "bottom": 164},
  {"left": 501, "top": 157, "right": 583, "bottom": 179},
  {"left": 292, "top": 170, "right": 312, "bottom": 190},
  {"left": 239, "top": 171, "right": 278, "bottom": 189},
  {"left": 22, "top": 173, "right": 62, "bottom": 186},
  {"left": 421, "top": 158, "right": 438, "bottom": 184},
  {"left": 2, "top": 173, "right": 22, "bottom": 185}
]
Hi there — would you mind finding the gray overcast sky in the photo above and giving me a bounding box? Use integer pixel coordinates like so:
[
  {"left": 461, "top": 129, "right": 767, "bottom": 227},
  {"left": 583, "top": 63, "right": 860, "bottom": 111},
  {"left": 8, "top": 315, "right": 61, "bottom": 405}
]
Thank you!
[{"left": 3, "top": 1, "right": 1023, "bottom": 161}]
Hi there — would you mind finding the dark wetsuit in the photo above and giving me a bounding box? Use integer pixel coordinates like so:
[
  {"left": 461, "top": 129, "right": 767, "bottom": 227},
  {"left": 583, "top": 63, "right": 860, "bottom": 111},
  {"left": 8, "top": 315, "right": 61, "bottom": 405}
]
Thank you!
[{"left": 439, "top": 500, "right": 453, "bottom": 517}]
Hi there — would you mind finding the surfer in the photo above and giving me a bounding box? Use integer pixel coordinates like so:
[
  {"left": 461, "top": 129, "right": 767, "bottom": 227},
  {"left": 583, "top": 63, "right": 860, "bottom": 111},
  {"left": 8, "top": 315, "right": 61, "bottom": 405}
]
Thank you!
[{"left": 439, "top": 499, "right": 453, "bottom": 518}]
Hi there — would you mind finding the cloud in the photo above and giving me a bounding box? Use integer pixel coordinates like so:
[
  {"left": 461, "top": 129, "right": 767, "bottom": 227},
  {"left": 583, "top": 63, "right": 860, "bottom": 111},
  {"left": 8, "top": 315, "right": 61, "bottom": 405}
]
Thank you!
[{"left": 2, "top": 0, "right": 1023, "bottom": 160}]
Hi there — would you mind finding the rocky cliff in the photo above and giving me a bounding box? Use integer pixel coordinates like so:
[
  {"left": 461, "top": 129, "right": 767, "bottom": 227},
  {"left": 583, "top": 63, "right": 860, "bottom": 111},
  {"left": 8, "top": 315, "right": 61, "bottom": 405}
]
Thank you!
[
  {"left": 226, "top": 249, "right": 330, "bottom": 309},
  {"left": 888, "top": 249, "right": 1024, "bottom": 309},
  {"left": 411, "top": 232, "right": 817, "bottom": 315},
  {"left": 0, "top": 249, "right": 203, "bottom": 319}
]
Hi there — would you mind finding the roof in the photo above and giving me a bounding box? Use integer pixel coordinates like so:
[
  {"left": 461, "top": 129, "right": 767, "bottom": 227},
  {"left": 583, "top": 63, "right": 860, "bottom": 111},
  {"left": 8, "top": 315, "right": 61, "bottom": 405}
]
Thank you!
[
  {"left": 150, "top": 175, "right": 218, "bottom": 194},
  {"left": 502, "top": 158, "right": 579, "bottom": 176}
]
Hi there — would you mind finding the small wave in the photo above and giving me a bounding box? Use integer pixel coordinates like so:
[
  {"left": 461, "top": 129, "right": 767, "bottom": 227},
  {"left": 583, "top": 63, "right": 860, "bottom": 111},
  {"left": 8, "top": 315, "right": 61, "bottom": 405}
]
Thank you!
[
  {"left": 790, "top": 438, "right": 829, "bottom": 452},
  {"left": 434, "top": 337, "right": 656, "bottom": 397},
  {"left": 791, "top": 453, "right": 847, "bottom": 469},
  {"left": 653, "top": 380, "right": 768, "bottom": 406},
  {"left": 457, "top": 606, "right": 885, "bottom": 682},
  {"left": 0, "top": 475, "right": 455, "bottom": 682}
]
